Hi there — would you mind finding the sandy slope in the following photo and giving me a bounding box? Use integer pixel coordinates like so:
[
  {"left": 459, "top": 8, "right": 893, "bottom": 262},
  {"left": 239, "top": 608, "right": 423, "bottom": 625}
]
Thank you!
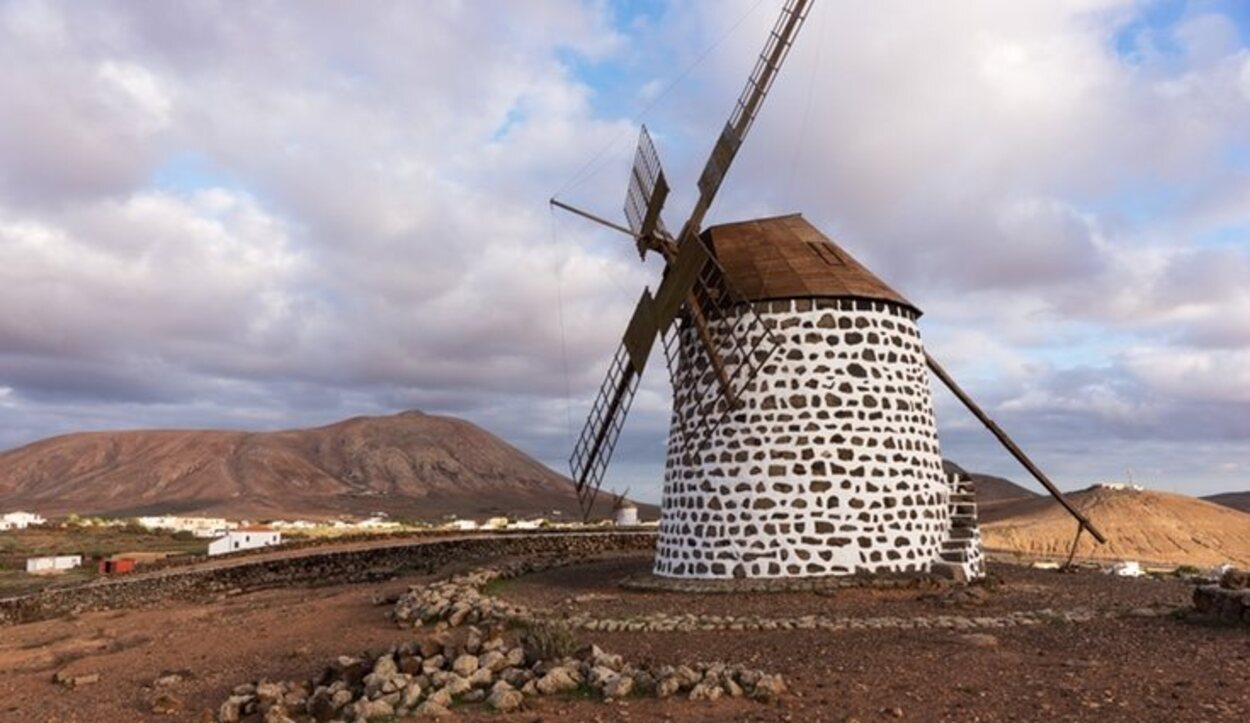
[{"left": 982, "top": 486, "right": 1250, "bottom": 566}]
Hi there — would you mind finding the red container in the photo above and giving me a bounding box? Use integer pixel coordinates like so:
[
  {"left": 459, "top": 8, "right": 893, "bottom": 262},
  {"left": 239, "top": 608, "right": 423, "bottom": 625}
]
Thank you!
[{"left": 99, "top": 558, "right": 137, "bottom": 574}]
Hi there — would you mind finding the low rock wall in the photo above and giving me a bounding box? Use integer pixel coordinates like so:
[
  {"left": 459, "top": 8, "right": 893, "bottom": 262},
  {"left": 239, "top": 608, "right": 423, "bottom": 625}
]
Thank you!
[
  {"left": 1193, "top": 585, "right": 1250, "bottom": 625},
  {"left": 0, "top": 531, "right": 656, "bottom": 627}
]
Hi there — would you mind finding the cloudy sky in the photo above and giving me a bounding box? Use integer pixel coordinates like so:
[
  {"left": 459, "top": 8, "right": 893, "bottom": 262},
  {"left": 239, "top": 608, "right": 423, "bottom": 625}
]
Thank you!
[{"left": 1, "top": 0, "right": 1248, "bottom": 501}]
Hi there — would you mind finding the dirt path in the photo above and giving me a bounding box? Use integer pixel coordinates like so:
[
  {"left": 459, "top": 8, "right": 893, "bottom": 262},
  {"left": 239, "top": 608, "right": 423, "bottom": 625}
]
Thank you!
[{"left": 0, "top": 573, "right": 424, "bottom": 722}]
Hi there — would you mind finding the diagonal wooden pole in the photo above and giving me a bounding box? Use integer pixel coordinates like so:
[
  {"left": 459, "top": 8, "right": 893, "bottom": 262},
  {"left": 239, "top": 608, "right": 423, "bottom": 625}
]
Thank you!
[
  {"left": 925, "top": 352, "right": 1108, "bottom": 545},
  {"left": 1063, "top": 522, "right": 1086, "bottom": 569}
]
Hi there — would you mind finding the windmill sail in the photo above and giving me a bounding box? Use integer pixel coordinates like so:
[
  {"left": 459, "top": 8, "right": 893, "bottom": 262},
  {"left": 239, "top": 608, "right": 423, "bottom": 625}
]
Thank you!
[
  {"left": 680, "top": 0, "right": 812, "bottom": 241},
  {"left": 569, "top": 341, "right": 643, "bottom": 519},
  {"left": 624, "top": 126, "right": 670, "bottom": 242},
  {"left": 568, "top": 0, "right": 813, "bottom": 522}
]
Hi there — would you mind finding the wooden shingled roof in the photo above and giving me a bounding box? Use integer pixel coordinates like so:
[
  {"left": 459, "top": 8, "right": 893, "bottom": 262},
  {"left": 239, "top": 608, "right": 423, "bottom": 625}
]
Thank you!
[{"left": 701, "top": 213, "right": 920, "bottom": 315}]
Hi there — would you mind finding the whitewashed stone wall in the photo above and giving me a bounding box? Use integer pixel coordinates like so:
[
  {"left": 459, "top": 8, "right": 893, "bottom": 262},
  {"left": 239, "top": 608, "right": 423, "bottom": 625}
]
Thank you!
[{"left": 655, "top": 298, "right": 949, "bottom": 579}]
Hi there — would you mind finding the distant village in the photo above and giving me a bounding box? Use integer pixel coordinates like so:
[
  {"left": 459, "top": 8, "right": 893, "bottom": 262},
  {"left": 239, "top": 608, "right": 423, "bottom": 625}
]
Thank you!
[{"left": 1, "top": 502, "right": 649, "bottom": 582}]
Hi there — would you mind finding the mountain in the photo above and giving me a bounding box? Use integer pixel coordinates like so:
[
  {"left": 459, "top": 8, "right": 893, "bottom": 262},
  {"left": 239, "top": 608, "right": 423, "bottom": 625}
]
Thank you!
[
  {"left": 0, "top": 411, "right": 640, "bottom": 521},
  {"left": 1203, "top": 491, "right": 1250, "bottom": 513},
  {"left": 942, "top": 461, "right": 1039, "bottom": 506},
  {"left": 981, "top": 485, "right": 1250, "bottom": 567}
]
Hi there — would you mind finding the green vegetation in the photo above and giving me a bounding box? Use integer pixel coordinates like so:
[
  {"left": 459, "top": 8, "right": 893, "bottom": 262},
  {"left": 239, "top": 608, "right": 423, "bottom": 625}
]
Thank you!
[
  {"left": 0, "top": 525, "right": 207, "bottom": 561},
  {"left": 517, "top": 621, "right": 581, "bottom": 660},
  {"left": 0, "top": 566, "right": 93, "bottom": 597}
]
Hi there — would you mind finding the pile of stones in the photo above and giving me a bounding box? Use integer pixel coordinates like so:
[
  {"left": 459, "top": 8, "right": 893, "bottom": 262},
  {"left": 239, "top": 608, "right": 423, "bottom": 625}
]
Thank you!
[
  {"left": 391, "top": 562, "right": 1114, "bottom": 635},
  {"left": 1193, "top": 568, "right": 1250, "bottom": 624},
  {"left": 391, "top": 564, "right": 537, "bottom": 628},
  {"left": 217, "top": 628, "right": 786, "bottom": 721}
]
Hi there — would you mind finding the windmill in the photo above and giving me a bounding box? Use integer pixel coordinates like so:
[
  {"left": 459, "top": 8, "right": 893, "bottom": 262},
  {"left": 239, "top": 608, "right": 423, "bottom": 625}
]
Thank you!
[
  {"left": 552, "top": 0, "right": 1105, "bottom": 581},
  {"left": 610, "top": 487, "right": 639, "bottom": 527}
]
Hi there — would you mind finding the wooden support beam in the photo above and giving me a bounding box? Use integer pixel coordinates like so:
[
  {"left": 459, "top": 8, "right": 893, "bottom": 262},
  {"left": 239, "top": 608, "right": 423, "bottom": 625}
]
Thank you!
[
  {"left": 925, "top": 352, "right": 1108, "bottom": 545},
  {"left": 685, "top": 292, "right": 738, "bottom": 408},
  {"left": 549, "top": 198, "right": 636, "bottom": 238}
]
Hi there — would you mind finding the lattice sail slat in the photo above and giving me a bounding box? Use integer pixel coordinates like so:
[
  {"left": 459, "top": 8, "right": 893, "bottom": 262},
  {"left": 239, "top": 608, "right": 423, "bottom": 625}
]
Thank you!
[
  {"left": 624, "top": 125, "right": 670, "bottom": 240},
  {"left": 569, "top": 343, "right": 641, "bottom": 520}
]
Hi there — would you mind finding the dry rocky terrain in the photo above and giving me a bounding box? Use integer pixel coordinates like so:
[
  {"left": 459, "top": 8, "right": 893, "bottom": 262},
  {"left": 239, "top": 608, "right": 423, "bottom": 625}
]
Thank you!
[{"left": 1, "top": 544, "right": 1247, "bottom": 722}]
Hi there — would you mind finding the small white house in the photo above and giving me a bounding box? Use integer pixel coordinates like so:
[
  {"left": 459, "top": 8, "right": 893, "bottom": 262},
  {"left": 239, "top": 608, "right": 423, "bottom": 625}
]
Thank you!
[
  {"left": 445, "top": 519, "right": 479, "bottom": 531},
  {"left": 207, "top": 527, "right": 282, "bottom": 556},
  {"left": 1, "top": 511, "right": 46, "bottom": 531},
  {"left": 26, "top": 555, "right": 82, "bottom": 575}
]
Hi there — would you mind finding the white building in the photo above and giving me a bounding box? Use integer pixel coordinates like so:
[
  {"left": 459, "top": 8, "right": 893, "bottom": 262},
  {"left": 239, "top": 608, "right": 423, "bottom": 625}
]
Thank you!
[
  {"left": 207, "top": 527, "right": 282, "bottom": 556},
  {"left": 1095, "top": 482, "right": 1145, "bottom": 492},
  {"left": 444, "top": 520, "right": 479, "bottom": 531},
  {"left": 271, "top": 519, "right": 320, "bottom": 531},
  {"left": 26, "top": 555, "right": 82, "bottom": 574},
  {"left": 1, "top": 511, "right": 46, "bottom": 531},
  {"left": 137, "top": 515, "right": 234, "bottom": 538},
  {"left": 1108, "top": 561, "right": 1144, "bottom": 577}
]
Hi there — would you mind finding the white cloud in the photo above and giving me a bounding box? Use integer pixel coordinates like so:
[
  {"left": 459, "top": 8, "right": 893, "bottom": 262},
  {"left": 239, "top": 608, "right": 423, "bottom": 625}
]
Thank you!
[
  {"left": 1123, "top": 346, "right": 1250, "bottom": 404},
  {"left": 97, "top": 60, "right": 171, "bottom": 132}
]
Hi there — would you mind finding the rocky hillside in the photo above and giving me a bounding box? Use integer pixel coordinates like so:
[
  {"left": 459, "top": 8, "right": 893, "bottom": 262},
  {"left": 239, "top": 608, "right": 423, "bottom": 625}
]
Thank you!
[
  {"left": 982, "top": 485, "right": 1250, "bottom": 567},
  {"left": 0, "top": 411, "right": 635, "bottom": 521}
]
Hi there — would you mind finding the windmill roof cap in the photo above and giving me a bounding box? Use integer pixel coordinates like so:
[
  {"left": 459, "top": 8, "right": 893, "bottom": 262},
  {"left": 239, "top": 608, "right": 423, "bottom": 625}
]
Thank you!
[{"left": 700, "top": 214, "right": 920, "bottom": 315}]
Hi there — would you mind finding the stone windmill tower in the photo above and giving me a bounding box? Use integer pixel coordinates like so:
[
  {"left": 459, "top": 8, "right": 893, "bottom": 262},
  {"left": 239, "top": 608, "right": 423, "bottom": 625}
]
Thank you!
[
  {"left": 554, "top": 0, "right": 1105, "bottom": 581},
  {"left": 654, "top": 214, "right": 953, "bottom": 579}
]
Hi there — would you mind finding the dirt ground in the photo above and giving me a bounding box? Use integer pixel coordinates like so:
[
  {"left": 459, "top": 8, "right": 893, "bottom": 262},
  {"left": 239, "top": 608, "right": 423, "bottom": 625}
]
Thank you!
[{"left": 1, "top": 553, "right": 1247, "bottom": 723}]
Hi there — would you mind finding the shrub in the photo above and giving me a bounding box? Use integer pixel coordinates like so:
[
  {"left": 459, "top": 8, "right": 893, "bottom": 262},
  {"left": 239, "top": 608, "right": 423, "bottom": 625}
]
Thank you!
[{"left": 518, "top": 621, "right": 580, "bottom": 661}]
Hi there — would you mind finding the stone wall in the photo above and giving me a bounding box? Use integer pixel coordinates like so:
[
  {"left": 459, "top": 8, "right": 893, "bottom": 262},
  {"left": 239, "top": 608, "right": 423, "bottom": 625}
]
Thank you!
[
  {"left": 936, "top": 468, "right": 986, "bottom": 581},
  {"left": 0, "top": 531, "right": 656, "bottom": 627},
  {"left": 656, "top": 298, "right": 949, "bottom": 579},
  {"left": 1193, "top": 568, "right": 1250, "bottom": 624}
]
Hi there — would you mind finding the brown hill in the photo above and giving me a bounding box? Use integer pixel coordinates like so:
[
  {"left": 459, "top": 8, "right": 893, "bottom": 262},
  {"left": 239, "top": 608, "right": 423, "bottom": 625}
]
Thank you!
[
  {"left": 982, "top": 485, "right": 1250, "bottom": 567},
  {"left": 0, "top": 411, "right": 638, "bottom": 521},
  {"left": 1203, "top": 491, "right": 1250, "bottom": 513}
]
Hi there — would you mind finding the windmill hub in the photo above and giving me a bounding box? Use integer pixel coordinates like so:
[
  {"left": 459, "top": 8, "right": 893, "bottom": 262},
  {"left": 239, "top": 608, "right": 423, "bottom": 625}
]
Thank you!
[{"left": 655, "top": 214, "right": 971, "bottom": 579}]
